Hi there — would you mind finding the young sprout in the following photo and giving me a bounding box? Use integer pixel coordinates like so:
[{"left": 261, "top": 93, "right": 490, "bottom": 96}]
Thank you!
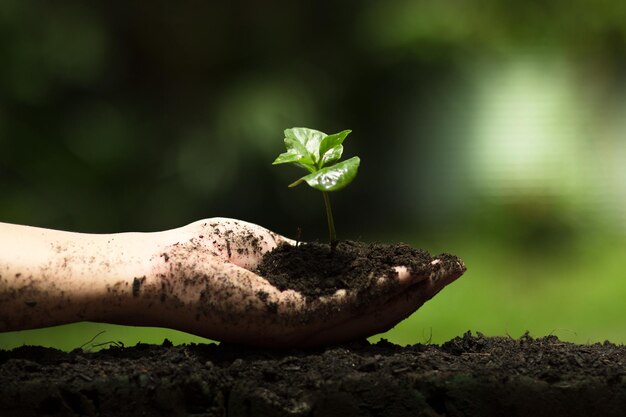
[{"left": 273, "top": 127, "right": 360, "bottom": 248}]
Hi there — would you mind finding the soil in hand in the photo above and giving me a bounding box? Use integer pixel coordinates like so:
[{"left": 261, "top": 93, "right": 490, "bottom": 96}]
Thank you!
[{"left": 255, "top": 240, "right": 459, "bottom": 299}]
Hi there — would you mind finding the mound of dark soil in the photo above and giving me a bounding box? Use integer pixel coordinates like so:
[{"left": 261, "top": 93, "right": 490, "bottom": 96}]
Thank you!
[
  {"left": 256, "top": 241, "right": 456, "bottom": 299},
  {"left": 1, "top": 332, "right": 625, "bottom": 417}
]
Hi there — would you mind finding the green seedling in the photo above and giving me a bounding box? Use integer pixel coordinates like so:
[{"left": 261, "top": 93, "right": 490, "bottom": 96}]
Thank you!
[{"left": 273, "top": 127, "right": 360, "bottom": 248}]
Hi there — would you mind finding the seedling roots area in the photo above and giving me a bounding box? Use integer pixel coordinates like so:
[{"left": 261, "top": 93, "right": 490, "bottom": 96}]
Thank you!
[
  {"left": 1, "top": 333, "right": 625, "bottom": 416},
  {"left": 256, "top": 240, "right": 443, "bottom": 298}
]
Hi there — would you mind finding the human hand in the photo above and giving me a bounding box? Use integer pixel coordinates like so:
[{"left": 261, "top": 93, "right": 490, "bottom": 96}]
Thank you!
[{"left": 142, "top": 218, "right": 466, "bottom": 347}]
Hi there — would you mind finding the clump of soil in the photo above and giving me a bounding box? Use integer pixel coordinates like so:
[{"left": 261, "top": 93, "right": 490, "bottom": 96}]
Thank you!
[
  {"left": 1, "top": 333, "right": 625, "bottom": 417},
  {"left": 255, "top": 241, "right": 447, "bottom": 299}
]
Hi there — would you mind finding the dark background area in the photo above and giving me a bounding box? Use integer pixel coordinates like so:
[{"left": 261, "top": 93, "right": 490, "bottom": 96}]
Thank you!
[{"left": 1, "top": 0, "right": 626, "bottom": 349}]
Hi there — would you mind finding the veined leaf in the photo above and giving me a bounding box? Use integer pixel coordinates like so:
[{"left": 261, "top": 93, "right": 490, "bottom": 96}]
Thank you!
[
  {"left": 272, "top": 151, "right": 301, "bottom": 165},
  {"left": 285, "top": 127, "right": 326, "bottom": 163},
  {"left": 272, "top": 150, "right": 316, "bottom": 171},
  {"left": 298, "top": 156, "right": 360, "bottom": 192},
  {"left": 319, "top": 130, "right": 351, "bottom": 160},
  {"left": 320, "top": 144, "right": 343, "bottom": 167},
  {"left": 283, "top": 136, "right": 314, "bottom": 163}
]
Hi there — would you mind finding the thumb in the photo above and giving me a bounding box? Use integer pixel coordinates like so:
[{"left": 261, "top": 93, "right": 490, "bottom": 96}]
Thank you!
[{"left": 189, "top": 218, "right": 295, "bottom": 269}]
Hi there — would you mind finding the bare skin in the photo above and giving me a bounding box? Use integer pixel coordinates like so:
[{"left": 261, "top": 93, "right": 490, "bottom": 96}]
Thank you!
[{"left": 0, "top": 218, "right": 466, "bottom": 348}]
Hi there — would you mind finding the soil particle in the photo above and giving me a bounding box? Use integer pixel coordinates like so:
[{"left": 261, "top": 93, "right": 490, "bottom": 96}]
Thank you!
[
  {"left": 1, "top": 332, "right": 624, "bottom": 417},
  {"left": 255, "top": 241, "right": 441, "bottom": 299},
  {"left": 131, "top": 276, "right": 146, "bottom": 297}
]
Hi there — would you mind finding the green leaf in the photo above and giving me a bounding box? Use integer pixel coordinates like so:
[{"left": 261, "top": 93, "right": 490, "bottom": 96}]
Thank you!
[
  {"left": 283, "top": 135, "right": 307, "bottom": 155},
  {"left": 272, "top": 150, "right": 315, "bottom": 169},
  {"left": 319, "top": 130, "right": 350, "bottom": 159},
  {"left": 276, "top": 132, "right": 318, "bottom": 171},
  {"left": 298, "top": 156, "right": 360, "bottom": 192},
  {"left": 284, "top": 136, "right": 313, "bottom": 162},
  {"left": 320, "top": 144, "right": 343, "bottom": 166},
  {"left": 318, "top": 129, "right": 350, "bottom": 167},
  {"left": 272, "top": 151, "right": 302, "bottom": 165},
  {"left": 285, "top": 127, "right": 326, "bottom": 163}
]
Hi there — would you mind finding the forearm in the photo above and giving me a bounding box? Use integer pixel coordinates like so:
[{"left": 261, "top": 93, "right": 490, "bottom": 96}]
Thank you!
[
  {"left": 0, "top": 218, "right": 319, "bottom": 346},
  {"left": 0, "top": 222, "right": 158, "bottom": 331}
]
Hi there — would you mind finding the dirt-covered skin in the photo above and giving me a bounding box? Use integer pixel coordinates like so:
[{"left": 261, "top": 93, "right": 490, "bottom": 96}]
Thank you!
[{"left": 1, "top": 332, "right": 625, "bottom": 417}]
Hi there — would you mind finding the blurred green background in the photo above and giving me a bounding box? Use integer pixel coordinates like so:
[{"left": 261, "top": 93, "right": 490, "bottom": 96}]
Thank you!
[{"left": 1, "top": 0, "right": 625, "bottom": 350}]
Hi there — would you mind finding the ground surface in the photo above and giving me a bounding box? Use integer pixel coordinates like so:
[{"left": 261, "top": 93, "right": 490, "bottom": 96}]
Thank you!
[{"left": 1, "top": 332, "right": 625, "bottom": 417}]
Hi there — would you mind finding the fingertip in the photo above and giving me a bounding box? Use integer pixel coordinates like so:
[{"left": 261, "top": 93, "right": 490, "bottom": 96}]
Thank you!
[
  {"left": 393, "top": 266, "right": 414, "bottom": 285},
  {"left": 429, "top": 255, "right": 467, "bottom": 286}
]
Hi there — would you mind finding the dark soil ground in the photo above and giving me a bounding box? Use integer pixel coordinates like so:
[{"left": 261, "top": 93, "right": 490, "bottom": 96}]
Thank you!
[{"left": 1, "top": 332, "right": 625, "bottom": 417}]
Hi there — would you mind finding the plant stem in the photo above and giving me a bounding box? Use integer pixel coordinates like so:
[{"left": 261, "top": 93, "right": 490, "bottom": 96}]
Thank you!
[{"left": 322, "top": 191, "right": 337, "bottom": 250}]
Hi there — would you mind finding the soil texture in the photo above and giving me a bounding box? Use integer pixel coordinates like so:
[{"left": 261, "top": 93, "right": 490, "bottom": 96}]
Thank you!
[
  {"left": 256, "top": 241, "right": 455, "bottom": 299},
  {"left": 1, "top": 332, "right": 625, "bottom": 417}
]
